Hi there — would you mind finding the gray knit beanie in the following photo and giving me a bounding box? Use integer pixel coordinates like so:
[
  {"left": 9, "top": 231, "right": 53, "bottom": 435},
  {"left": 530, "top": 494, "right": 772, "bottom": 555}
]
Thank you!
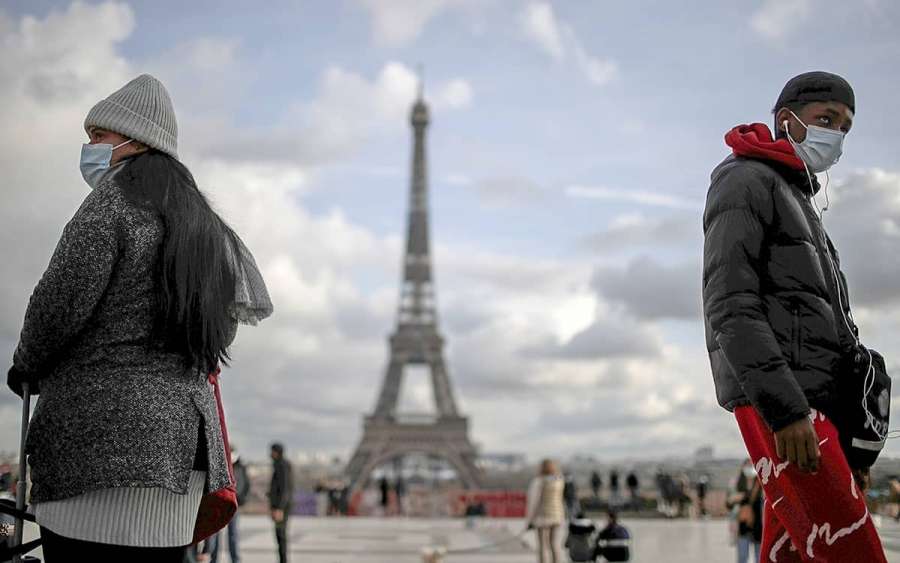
[{"left": 84, "top": 74, "right": 178, "bottom": 158}]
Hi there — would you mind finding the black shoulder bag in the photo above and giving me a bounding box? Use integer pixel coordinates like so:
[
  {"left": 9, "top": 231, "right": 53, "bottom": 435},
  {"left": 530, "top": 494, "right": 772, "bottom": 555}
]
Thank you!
[{"left": 837, "top": 344, "right": 892, "bottom": 469}]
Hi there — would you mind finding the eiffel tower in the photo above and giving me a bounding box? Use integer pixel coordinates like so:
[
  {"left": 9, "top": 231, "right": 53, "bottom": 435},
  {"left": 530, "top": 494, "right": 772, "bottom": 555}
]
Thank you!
[{"left": 346, "top": 82, "right": 482, "bottom": 490}]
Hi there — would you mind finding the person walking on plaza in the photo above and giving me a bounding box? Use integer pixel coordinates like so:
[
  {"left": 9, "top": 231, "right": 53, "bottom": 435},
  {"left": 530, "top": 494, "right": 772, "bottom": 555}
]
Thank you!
[
  {"left": 395, "top": 475, "right": 406, "bottom": 517},
  {"left": 270, "top": 443, "right": 293, "bottom": 563},
  {"left": 696, "top": 475, "right": 709, "bottom": 519},
  {"left": 6, "top": 73, "right": 272, "bottom": 562},
  {"left": 207, "top": 445, "right": 250, "bottom": 563},
  {"left": 726, "top": 459, "right": 763, "bottom": 563},
  {"left": 562, "top": 472, "right": 578, "bottom": 519},
  {"left": 314, "top": 476, "right": 329, "bottom": 517},
  {"left": 379, "top": 476, "right": 390, "bottom": 517},
  {"left": 608, "top": 469, "right": 621, "bottom": 509},
  {"left": 526, "top": 459, "right": 566, "bottom": 563},
  {"left": 703, "top": 71, "right": 888, "bottom": 561},
  {"left": 626, "top": 471, "right": 639, "bottom": 512},
  {"left": 590, "top": 470, "right": 602, "bottom": 500}
]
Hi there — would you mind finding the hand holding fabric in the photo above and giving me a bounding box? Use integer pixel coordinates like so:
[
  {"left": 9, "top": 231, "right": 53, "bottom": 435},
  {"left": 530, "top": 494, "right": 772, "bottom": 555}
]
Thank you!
[{"left": 774, "top": 417, "right": 819, "bottom": 473}]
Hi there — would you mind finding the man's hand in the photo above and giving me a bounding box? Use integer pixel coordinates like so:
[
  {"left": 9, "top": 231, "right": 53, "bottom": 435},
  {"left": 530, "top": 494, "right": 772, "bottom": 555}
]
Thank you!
[
  {"left": 272, "top": 509, "right": 284, "bottom": 523},
  {"left": 774, "top": 417, "right": 819, "bottom": 473}
]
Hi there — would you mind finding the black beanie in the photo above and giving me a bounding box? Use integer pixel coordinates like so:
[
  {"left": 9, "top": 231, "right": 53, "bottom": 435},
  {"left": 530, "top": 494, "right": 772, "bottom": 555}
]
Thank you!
[{"left": 775, "top": 71, "right": 855, "bottom": 114}]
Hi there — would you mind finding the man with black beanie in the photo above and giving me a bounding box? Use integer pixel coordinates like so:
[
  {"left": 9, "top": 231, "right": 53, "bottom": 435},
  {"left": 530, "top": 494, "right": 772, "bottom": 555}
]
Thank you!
[
  {"left": 702, "top": 71, "right": 888, "bottom": 560},
  {"left": 269, "top": 443, "right": 293, "bottom": 563}
]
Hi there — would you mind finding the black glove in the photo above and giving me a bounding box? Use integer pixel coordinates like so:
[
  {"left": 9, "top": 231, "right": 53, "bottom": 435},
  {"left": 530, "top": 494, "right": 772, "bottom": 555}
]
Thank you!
[{"left": 7, "top": 366, "right": 40, "bottom": 398}]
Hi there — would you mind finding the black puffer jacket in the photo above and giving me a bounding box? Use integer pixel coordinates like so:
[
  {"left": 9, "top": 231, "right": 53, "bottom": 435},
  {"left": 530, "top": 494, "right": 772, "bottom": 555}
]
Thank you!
[{"left": 703, "top": 155, "right": 858, "bottom": 432}]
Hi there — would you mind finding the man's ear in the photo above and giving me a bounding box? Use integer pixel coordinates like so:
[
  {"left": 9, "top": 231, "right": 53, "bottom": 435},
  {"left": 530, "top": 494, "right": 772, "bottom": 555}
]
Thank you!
[
  {"left": 132, "top": 140, "right": 150, "bottom": 152},
  {"left": 774, "top": 108, "right": 793, "bottom": 136}
]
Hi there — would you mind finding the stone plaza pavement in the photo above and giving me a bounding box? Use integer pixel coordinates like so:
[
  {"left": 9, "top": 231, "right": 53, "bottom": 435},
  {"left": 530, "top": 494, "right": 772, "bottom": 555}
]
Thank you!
[{"left": 19, "top": 513, "right": 900, "bottom": 561}]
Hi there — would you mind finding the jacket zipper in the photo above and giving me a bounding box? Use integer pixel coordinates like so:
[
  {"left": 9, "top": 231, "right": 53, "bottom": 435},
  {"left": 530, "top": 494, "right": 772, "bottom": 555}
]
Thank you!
[{"left": 791, "top": 308, "right": 800, "bottom": 366}]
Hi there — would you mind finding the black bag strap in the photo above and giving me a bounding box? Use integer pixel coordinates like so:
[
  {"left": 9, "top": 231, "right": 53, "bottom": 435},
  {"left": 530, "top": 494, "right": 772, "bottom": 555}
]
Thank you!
[
  {"left": 746, "top": 479, "right": 761, "bottom": 505},
  {"left": 0, "top": 538, "right": 42, "bottom": 559},
  {"left": 0, "top": 500, "right": 34, "bottom": 523}
]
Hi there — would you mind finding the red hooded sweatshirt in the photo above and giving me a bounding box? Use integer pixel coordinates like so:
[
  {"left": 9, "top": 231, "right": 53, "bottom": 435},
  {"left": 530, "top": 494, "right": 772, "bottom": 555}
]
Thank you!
[{"left": 724, "top": 123, "right": 805, "bottom": 170}]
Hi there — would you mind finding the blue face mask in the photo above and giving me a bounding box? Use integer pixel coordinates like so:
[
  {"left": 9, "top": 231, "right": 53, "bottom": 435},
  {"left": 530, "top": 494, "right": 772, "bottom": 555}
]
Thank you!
[{"left": 80, "top": 139, "right": 132, "bottom": 189}]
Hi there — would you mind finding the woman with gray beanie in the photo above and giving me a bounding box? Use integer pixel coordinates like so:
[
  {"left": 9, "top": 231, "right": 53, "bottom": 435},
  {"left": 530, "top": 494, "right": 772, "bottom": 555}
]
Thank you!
[{"left": 7, "top": 74, "right": 273, "bottom": 560}]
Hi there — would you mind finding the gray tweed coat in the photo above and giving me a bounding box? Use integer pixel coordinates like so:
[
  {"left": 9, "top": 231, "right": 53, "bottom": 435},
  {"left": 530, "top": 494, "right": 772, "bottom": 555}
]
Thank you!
[{"left": 13, "top": 174, "right": 231, "bottom": 504}]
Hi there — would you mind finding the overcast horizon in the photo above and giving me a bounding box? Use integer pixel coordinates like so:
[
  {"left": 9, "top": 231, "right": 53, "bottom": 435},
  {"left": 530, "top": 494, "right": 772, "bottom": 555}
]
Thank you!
[{"left": 1, "top": 1, "right": 899, "bottom": 469}]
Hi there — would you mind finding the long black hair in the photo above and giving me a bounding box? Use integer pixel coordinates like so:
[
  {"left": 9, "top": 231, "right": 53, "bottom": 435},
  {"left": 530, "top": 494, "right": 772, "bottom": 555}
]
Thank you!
[{"left": 120, "top": 150, "right": 239, "bottom": 375}]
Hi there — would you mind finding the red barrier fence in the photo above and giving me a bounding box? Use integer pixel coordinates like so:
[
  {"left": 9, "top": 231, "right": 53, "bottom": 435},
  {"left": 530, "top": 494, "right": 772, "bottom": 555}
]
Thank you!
[{"left": 348, "top": 489, "right": 527, "bottom": 518}]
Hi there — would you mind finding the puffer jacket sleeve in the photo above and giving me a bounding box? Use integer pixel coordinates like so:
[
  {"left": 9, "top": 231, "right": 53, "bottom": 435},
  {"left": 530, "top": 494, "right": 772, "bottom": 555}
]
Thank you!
[
  {"left": 12, "top": 188, "right": 120, "bottom": 378},
  {"left": 703, "top": 163, "right": 810, "bottom": 432}
]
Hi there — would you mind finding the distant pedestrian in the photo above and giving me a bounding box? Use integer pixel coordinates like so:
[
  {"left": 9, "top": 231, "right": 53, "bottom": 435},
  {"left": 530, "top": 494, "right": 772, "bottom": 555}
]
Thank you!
[
  {"left": 626, "top": 471, "right": 639, "bottom": 512},
  {"left": 590, "top": 471, "right": 602, "bottom": 500},
  {"left": 0, "top": 465, "right": 11, "bottom": 493},
  {"left": 675, "top": 473, "right": 691, "bottom": 518},
  {"left": 395, "top": 476, "right": 406, "bottom": 517},
  {"left": 608, "top": 470, "right": 621, "bottom": 509},
  {"left": 314, "top": 476, "right": 328, "bottom": 517},
  {"left": 329, "top": 478, "right": 343, "bottom": 516},
  {"left": 269, "top": 443, "right": 293, "bottom": 563},
  {"left": 696, "top": 475, "right": 709, "bottom": 519},
  {"left": 725, "top": 459, "right": 762, "bottom": 563},
  {"left": 526, "top": 459, "right": 566, "bottom": 563},
  {"left": 562, "top": 473, "right": 578, "bottom": 519},
  {"left": 340, "top": 478, "right": 351, "bottom": 516},
  {"left": 207, "top": 444, "right": 250, "bottom": 563},
  {"left": 380, "top": 476, "right": 390, "bottom": 517}
]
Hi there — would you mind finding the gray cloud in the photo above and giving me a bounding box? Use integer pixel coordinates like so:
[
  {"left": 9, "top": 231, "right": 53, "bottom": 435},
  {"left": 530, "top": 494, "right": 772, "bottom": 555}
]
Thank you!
[
  {"left": 524, "top": 317, "right": 660, "bottom": 361},
  {"left": 477, "top": 177, "right": 551, "bottom": 204},
  {"left": 591, "top": 257, "right": 702, "bottom": 321},
  {"left": 821, "top": 169, "right": 900, "bottom": 308},
  {"left": 577, "top": 213, "right": 701, "bottom": 254}
]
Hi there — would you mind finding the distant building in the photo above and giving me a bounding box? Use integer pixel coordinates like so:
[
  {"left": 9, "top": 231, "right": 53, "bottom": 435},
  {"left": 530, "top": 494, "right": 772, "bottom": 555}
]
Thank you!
[
  {"left": 478, "top": 453, "right": 528, "bottom": 473},
  {"left": 694, "top": 445, "right": 714, "bottom": 462}
]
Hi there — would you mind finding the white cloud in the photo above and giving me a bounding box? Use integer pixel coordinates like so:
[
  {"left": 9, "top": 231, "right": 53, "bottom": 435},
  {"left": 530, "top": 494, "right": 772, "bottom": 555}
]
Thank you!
[
  {"left": 751, "top": 0, "right": 811, "bottom": 39},
  {"left": 577, "top": 213, "right": 700, "bottom": 254},
  {"left": 518, "top": 2, "right": 618, "bottom": 86},
  {"left": 360, "top": 0, "right": 463, "bottom": 47},
  {"left": 173, "top": 61, "right": 473, "bottom": 167},
  {"left": 819, "top": 167, "right": 900, "bottom": 308},
  {"left": 565, "top": 185, "right": 704, "bottom": 210},
  {"left": 435, "top": 78, "right": 474, "bottom": 109},
  {"left": 572, "top": 44, "right": 619, "bottom": 87},
  {"left": 185, "top": 36, "right": 240, "bottom": 70},
  {"left": 304, "top": 62, "right": 473, "bottom": 124},
  {"left": 520, "top": 2, "right": 565, "bottom": 61}
]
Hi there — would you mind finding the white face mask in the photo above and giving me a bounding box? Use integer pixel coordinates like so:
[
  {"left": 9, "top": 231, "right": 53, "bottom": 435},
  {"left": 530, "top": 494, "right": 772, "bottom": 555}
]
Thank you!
[
  {"left": 80, "top": 139, "right": 132, "bottom": 189},
  {"left": 743, "top": 466, "right": 756, "bottom": 478},
  {"left": 784, "top": 111, "right": 844, "bottom": 174}
]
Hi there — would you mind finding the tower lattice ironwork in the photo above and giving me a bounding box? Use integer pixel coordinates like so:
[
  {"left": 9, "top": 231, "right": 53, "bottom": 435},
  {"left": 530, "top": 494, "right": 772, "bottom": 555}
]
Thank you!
[{"left": 346, "top": 85, "right": 482, "bottom": 490}]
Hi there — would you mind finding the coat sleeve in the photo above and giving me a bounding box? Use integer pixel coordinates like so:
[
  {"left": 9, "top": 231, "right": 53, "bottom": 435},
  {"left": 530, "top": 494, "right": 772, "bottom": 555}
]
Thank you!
[
  {"left": 12, "top": 189, "right": 120, "bottom": 379},
  {"left": 702, "top": 163, "right": 810, "bottom": 432}
]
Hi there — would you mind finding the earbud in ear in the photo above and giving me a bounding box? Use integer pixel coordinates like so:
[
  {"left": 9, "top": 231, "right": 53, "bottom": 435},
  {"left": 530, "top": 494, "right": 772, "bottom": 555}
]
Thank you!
[{"left": 782, "top": 120, "right": 789, "bottom": 134}]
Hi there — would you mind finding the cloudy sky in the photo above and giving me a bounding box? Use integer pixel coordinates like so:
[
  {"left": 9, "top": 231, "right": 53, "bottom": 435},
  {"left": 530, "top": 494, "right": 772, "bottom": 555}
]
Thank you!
[{"left": 0, "top": 0, "right": 898, "bottom": 467}]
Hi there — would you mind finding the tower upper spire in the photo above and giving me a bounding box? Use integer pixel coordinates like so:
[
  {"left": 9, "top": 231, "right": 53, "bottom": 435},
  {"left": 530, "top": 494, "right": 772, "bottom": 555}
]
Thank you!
[
  {"left": 416, "top": 63, "right": 425, "bottom": 101},
  {"left": 399, "top": 74, "right": 434, "bottom": 327}
]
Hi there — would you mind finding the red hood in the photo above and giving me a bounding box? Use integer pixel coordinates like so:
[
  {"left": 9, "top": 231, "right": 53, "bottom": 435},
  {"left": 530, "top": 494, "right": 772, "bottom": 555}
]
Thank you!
[{"left": 725, "top": 123, "right": 805, "bottom": 170}]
